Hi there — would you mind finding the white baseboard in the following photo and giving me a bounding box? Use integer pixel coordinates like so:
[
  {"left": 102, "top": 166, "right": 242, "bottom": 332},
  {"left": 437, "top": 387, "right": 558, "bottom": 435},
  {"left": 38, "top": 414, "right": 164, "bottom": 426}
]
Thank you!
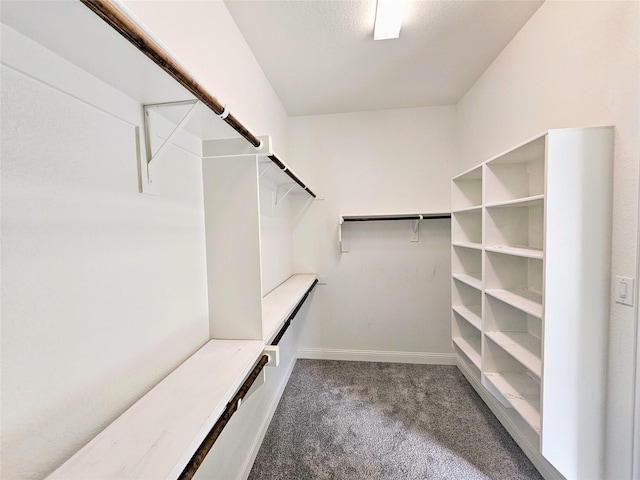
[
  {"left": 237, "top": 353, "right": 298, "bottom": 480},
  {"left": 297, "top": 347, "right": 457, "bottom": 365},
  {"left": 455, "top": 358, "right": 563, "bottom": 480}
]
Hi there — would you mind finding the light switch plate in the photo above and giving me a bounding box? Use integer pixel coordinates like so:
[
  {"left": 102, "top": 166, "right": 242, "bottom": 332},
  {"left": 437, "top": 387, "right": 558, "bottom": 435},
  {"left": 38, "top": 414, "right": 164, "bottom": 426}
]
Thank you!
[{"left": 615, "top": 276, "right": 635, "bottom": 306}]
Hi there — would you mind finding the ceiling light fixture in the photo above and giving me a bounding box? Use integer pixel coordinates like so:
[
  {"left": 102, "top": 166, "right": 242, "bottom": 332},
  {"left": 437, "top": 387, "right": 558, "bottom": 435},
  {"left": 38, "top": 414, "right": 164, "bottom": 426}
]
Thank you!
[{"left": 373, "top": 0, "right": 407, "bottom": 41}]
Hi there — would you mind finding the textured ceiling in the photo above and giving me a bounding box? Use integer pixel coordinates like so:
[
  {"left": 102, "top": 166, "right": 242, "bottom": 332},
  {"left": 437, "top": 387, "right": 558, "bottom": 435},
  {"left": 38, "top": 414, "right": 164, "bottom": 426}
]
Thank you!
[{"left": 225, "top": 0, "right": 544, "bottom": 116}]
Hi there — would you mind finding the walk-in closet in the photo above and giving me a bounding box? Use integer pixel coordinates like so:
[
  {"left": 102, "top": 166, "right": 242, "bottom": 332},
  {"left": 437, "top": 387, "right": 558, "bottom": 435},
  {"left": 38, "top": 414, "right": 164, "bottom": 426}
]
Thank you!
[{"left": 2, "top": 1, "right": 639, "bottom": 479}]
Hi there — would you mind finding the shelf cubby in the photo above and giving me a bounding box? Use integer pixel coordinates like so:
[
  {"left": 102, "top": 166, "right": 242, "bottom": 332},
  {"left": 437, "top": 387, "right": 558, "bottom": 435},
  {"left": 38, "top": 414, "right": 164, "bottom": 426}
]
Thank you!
[
  {"left": 484, "top": 251, "right": 542, "bottom": 318},
  {"left": 485, "top": 198, "right": 544, "bottom": 254},
  {"left": 452, "top": 245, "right": 482, "bottom": 285},
  {"left": 452, "top": 165, "right": 483, "bottom": 210},
  {"left": 453, "top": 277, "right": 481, "bottom": 311},
  {"left": 483, "top": 337, "right": 541, "bottom": 434},
  {"left": 452, "top": 310, "right": 481, "bottom": 368},
  {"left": 485, "top": 136, "right": 545, "bottom": 205},
  {"left": 452, "top": 209, "right": 482, "bottom": 245},
  {"left": 452, "top": 305, "right": 482, "bottom": 331},
  {"left": 484, "top": 295, "right": 541, "bottom": 377}
]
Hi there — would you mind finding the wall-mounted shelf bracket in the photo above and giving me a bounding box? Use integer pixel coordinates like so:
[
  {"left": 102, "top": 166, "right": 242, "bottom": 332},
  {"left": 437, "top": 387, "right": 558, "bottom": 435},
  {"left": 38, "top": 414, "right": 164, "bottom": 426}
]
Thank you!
[
  {"left": 275, "top": 184, "right": 297, "bottom": 208},
  {"left": 143, "top": 100, "right": 199, "bottom": 167}
]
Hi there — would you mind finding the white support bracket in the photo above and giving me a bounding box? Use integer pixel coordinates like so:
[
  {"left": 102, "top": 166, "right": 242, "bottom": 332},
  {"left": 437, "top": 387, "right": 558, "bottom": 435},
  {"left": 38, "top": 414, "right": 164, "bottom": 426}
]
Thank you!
[
  {"left": 411, "top": 215, "right": 423, "bottom": 242},
  {"left": 263, "top": 345, "right": 280, "bottom": 367},
  {"left": 141, "top": 99, "right": 199, "bottom": 188},
  {"left": 339, "top": 217, "right": 349, "bottom": 253},
  {"left": 275, "top": 184, "right": 297, "bottom": 208},
  {"left": 143, "top": 100, "right": 199, "bottom": 166},
  {"left": 241, "top": 346, "right": 280, "bottom": 404}
]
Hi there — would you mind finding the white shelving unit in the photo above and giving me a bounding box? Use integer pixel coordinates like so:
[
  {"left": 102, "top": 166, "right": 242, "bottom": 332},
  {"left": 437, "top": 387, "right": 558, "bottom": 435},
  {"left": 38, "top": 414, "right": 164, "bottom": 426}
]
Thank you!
[
  {"left": 2, "top": 2, "right": 320, "bottom": 479},
  {"left": 451, "top": 127, "right": 614, "bottom": 480}
]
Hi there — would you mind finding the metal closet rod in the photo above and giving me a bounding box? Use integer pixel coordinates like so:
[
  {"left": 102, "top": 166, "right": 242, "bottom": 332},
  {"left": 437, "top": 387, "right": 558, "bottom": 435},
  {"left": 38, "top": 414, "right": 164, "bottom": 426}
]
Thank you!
[
  {"left": 268, "top": 154, "right": 317, "bottom": 198},
  {"left": 342, "top": 213, "right": 451, "bottom": 222},
  {"left": 80, "top": 0, "right": 261, "bottom": 149},
  {"left": 271, "top": 279, "right": 319, "bottom": 346},
  {"left": 178, "top": 279, "right": 318, "bottom": 479},
  {"left": 178, "top": 354, "right": 270, "bottom": 480}
]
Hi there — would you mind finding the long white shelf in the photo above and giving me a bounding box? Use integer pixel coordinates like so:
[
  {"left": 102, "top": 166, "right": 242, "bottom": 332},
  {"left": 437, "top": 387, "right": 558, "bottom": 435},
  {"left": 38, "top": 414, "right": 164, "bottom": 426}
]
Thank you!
[
  {"left": 48, "top": 339, "right": 265, "bottom": 480},
  {"left": 484, "top": 331, "right": 541, "bottom": 377},
  {"left": 485, "top": 288, "right": 543, "bottom": 318},
  {"left": 452, "top": 241, "right": 483, "bottom": 251},
  {"left": 484, "top": 372, "right": 541, "bottom": 434},
  {"left": 452, "top": 305, "right": 482, "bottom": 331},
  {"left": 485, "top": 245, "right": 543, "bottom": 260},
  {"left": 262, "top": 274, "right": 317, "bottom": 343},
  {"left": 452, "top": 273, "right": 482, "bottom": 291},
  {"left": 453, "top": 336, "right": 481, "bottom": 369}
]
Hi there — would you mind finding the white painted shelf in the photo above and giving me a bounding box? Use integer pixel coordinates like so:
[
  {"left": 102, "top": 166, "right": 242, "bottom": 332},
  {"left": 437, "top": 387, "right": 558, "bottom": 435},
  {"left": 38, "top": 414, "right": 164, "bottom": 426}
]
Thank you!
[
  {"left": 452, "top": 305, "right": 482, "bottom": 331},
  {"left": 262, "top": 274, "right": 317, "bottom": 342},
  {"left": 453, "top": 336, "right": 481, "bottom": 369},
  {"left": 485, "top": 194, "right": 544, "bottom": 209},
  {"left": 484, "top": 372, "right": 541, "bottom": 434},
  {"left": 452, "top": 241, "right": 483, "bottom": 251},
  {"left": 452, "top": 273, "right": 482, "bottom": 291},
  {"left": 48, "top": 339, "right": 265, "bottom": 480},
  {"left": 485, "top": 288, "right": 542, "bottom": 318},
  {"left": 485, "top": 245, "right": 543, "bottom": 260},
  {"left": 452, "top": 205, "right": 482, "bottom": 214},
  {"left": 485, "top": 331, "right": 541, "bottom": 377}
]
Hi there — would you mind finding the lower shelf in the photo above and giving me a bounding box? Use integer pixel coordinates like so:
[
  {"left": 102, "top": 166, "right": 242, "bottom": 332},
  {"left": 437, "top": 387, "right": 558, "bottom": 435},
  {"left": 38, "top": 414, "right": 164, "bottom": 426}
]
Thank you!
[
  {"left": 452, "top": 336, "right": 481, "bottom": 369},
  {"left": 48, "top": 339, "right": 265, "bottom": 480},
  {"left": 484, "top": 372, "right": 541, "bottom": 434},
  {"left": 484, "top": 331, "right": 541, "bottom": 377}
]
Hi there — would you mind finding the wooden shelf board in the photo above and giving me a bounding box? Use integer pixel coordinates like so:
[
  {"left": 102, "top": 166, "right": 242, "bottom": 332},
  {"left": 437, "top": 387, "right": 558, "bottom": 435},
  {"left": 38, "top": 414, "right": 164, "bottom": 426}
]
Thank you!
[
  {"left": 485, "top": 288, "right": 542, "bottom": 318},
  {"left": 49, "top": 339, "right": 265, "bottom": 480},
  {"left": 485, "top": 331, "right": 541, "bottom": 377},
  {"left": 485, "top": 194, "right": 544, "bottom": 209},
  {"left": 262, "top": 274, "right": 317, "bottom": 343},
  {"left": 452, "top": 305, "right": 482, "bottom": 331},
  {"left": 485, "top": 245, "right": 543, "bottom": 260},
  {"left": 452, "top": 241, "right": 483, "bottom": 251},
  {"left": 452, "top": 336, "right": 481, "bottom": 369},
  {"left": 452, "top": 273, "right": 482, "bottom": 291},
  {"left": 484, "top": 372, "right": 541, "bottom": 433}
]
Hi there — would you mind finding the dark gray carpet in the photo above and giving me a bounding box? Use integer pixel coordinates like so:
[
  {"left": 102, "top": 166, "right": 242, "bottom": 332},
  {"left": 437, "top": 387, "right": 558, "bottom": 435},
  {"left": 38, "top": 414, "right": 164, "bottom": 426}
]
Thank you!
[{"left": 249, "top": 360, "right": 543, "bottom": 480}]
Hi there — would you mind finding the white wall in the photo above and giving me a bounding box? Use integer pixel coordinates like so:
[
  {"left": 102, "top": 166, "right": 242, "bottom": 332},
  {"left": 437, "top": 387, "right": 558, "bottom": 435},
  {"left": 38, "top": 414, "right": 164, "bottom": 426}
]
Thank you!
[
  {"left": 455, "top": 2, "right": 640, "bottom": 478},
  {"left": 290, "top": 107, "right": 456, "bottom": 361},
  {"left": 1, "top": 28, "right": 210, "bottom": 479}
]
